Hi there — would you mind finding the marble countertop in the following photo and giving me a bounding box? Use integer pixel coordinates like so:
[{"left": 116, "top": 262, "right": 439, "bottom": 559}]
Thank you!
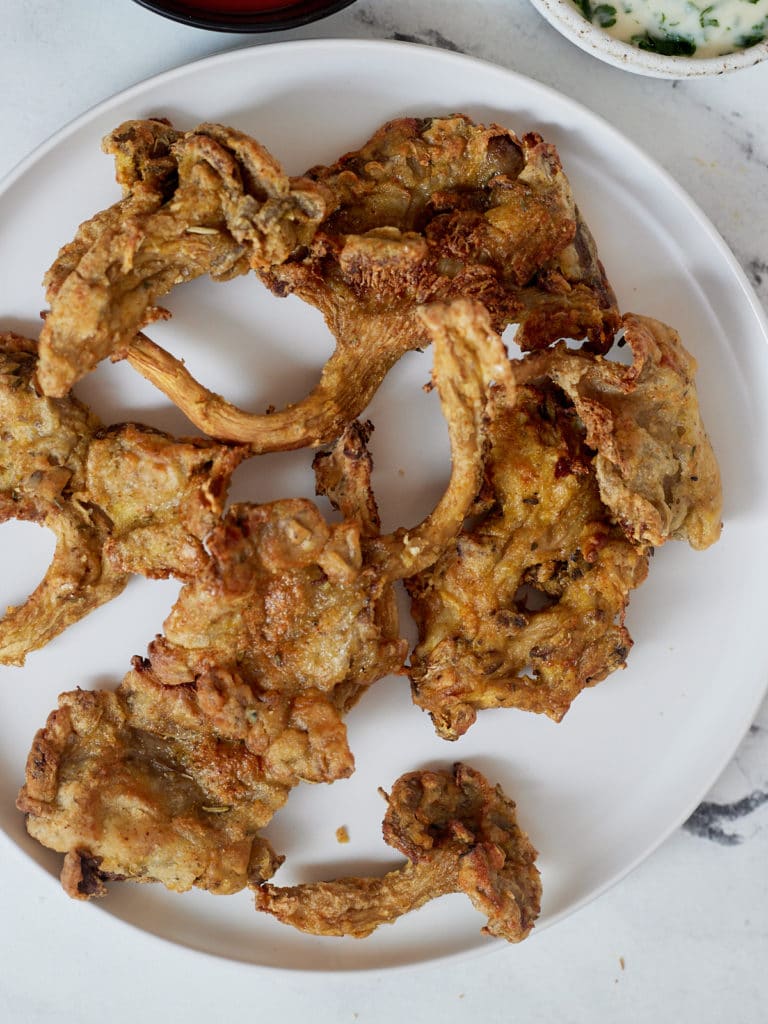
[{"left": 1, "top": 2, "right": 766, "bottom": 1021}]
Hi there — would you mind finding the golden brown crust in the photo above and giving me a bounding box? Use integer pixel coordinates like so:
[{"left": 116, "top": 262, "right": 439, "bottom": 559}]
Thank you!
[
  {"left": 42, "top": 119, "right": 184, "bottom": 303},
  {"left": 254, "top": 764, "right": 541, "bottom": 942},
  {"left": 0, "top": 491, "right": 125, "bottom": 667},
  {"left": 522, "top": 313, "right": 723, "bottom": 549},
  {"left": 147, "top": 495, "right": 404, "bottom": 781},
  {"left": 103, "top": 117, "right": 184, "bottom": 196},
  {"left": 128, "top": 116, "right": 617, "bottom": 447},
  {"left": 0, "top": 333, "right": 244, "bottom": 665},
  {"left": 17, "top": 678, "right": 285, "bottom": 897},
  {"left": 85, "top": 422, "right": 245, "bottom": 579},
  {"left": 15, "top": 440, "right": 396, "bottom": 897},
  {"left": 407, "top": 355, "right": 649, "bottom": 738},
  {"left": 0, "top": 333, "right": 126, "bottom": 665},
  {"left": 292, "top": 117, "right": 617, "bottom": 350},
  {"left": 16, "top": 320, "right": 505, "bottom": 900},
  {"left": 364, "top": 300, "right": 516, "bottom": 582},
  {"left": 38, "top": 120, "right": 331, "bottom": 397}
]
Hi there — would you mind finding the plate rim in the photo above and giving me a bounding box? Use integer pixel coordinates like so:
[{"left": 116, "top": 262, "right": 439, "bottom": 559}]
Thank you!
[{"left": 2, "top": 36, "right": 767, "bottom": 975}]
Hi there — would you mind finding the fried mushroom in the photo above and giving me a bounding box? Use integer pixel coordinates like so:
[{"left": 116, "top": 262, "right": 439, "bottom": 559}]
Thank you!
[
  {"left": 127, "top": 115, "right": 616, "bottom": 447},
  {"left": 38, "top": 119, "right": 331, "bottom": 397},
  {"left": 0, "top": 333, "right": 125, "bottom": 665},
  {"left": 16, "top": 299, "right": 508, "bottom": 898},
  {"left": 253, "top": 763, "right": 541, "bottom": 942},
  {"left": 42, "top": 118, "right": 184, "bottom": 303},
  {"left": 406, "top": 309, "right": 650, "bottom": 738},
  {"left": 0, "top": 333, "right": 244, "bottom": 665},
  {"left": 521, "top": 313, "right": 723, "bottom": 550},
  {"left": 17, "top": 673, "right": 285, "bottom": 898}
]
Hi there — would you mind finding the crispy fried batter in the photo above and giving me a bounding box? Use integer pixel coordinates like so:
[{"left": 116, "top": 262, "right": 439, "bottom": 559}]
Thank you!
[
  {"left": 521, "top": 313, "right": 723, "bottom": 550},
  {"left": 366, "top": 300, "right": 515, "bottom": 581},
  {"left": 294, "top": 115, "right": 617, "bottom": 352},
  {"left": 145, "top": 497, "right": 403, "bottom": 779},
  {"left": 0, "top": 333, "right": 124, "bottom": 665},
  {"left": 0, "top": 333, "right": 97, "bottom": 494},
  {"left": 128, "top": 115, "right": 616, "bottom": 447},
  {"left": 38, "top": 120, "right": 331, "bottom": 396},
  {"left": 17, "top": 672, "right": 285, "bottom": 898},
  {"left": 17, "top": 306, "right": 506, "bottom": 898},
  {"left": 254, "top": 763, "right": 541, "bottom": 942},
  {"left": 85, "top": 423, "right": 244, "bottom": 579},
  {"left": 15, "top": 488, "right": 392, "bottom": 898},
  {"left": 0, "top": 333, "right": 244, "bottom": 665},
  {"left": 42, "top": 118, "right": 184, "bottom": 302},
  {"left": 406, "top": 308, "right": 649, "bottom": 738},
  {"left": 14, "top": 485, "right": 380, "bottom": 898}
]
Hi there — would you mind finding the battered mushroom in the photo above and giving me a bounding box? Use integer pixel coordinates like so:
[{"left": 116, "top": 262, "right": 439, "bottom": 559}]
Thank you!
[
  {"left": 38, "top": 120, "right": 331, "bottom": 396},
  {"left": 520, "top": 313, "right": 723, "bottom": 550},
  {"left": 17, "top": 301, "right": 509, "bottom": 899},
  {"left": 128, "top": 115, "right": 616, "bottom": 448},
  {"left": 85, "top": 423, "right": 244, "bottom": 580},
  {"left": 0, "top": 332, "right": 244, "bottom": 665},
  {"left": 406, "top": 309, "right": 650, "bottom": 738},
  {"left": 17, "top": 672, "right": 285, "bottom": 899},
  {"left": 0, "top": 332, "right": 121, "bottom": 665},
  {"left": 42, "top": 118, "right": 184, "bottom": 302},
  {"left": 407, "top": 309, "right": 722, "bottom": 739},
  {"left": 253, "top": 763, "right": 541, "bottom": 942}
]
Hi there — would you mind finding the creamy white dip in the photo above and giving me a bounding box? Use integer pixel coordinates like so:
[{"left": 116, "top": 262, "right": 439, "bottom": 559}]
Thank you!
[{"left": 570, "top": 0, "right": 768, "bottom": 56}]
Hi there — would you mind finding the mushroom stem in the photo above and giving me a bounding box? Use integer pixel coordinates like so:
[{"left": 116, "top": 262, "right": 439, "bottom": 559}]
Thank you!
[
  {"left": 254, "top": 853, "right": 458, "bottom": 939},
  {"left": 253, "top": 763, "right": 541, "bottom": 942},
  {"left": 368, "top": 300, "right": 515, "bottom": 582}
]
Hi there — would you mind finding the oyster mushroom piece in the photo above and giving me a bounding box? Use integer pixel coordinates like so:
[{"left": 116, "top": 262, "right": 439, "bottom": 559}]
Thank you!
[
  {"left": 127, "top": 114, "right": 617, "bottom": 448},
  {"left": 0, "top": 331, "right": 246, "bottom": 666},
  {"left": 518, "top": 312, "right": 723, "bottom": 550},
  {"left": 253, "top": 763, "right": 541, "bottom": 942},
  {"left": 38, "top": 119, "right": 331, "bottom": 397}
]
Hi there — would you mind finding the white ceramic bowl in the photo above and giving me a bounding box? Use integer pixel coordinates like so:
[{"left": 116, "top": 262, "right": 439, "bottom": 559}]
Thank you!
[{"left": 528, "top": 0, "right": 768, "bottom": 77}]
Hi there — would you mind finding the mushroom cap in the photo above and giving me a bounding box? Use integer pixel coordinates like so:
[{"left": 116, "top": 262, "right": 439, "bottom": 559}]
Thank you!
[{"left": 383, "top": 762, "right": 541, "bottom": 942}]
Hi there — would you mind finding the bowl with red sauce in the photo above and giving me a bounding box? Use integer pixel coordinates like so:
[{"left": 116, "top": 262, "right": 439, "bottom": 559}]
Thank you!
[{"left": 132, "top": 0, "right": 356, "bottom": 32}]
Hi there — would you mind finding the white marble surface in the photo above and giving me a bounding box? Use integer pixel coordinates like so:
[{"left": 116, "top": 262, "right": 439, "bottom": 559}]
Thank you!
[{"left": 1, "top": 2, "right": 767, "bottom": 1021}]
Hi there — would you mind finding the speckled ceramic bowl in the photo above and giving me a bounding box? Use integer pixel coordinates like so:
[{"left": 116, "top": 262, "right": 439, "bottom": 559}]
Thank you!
[{"left": 528, "top": 0, "right": 768, "bottom": 77}]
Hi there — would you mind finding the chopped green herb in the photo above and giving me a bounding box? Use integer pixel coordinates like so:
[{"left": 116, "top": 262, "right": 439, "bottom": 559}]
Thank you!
[
  {"left": 593, "top": 3, "right": 617, "bottom": 26},
  {"left": 738, "top": 29, "right": 766, "bottom": 44},
  {"left": 699, "top": 5, "right": 720, "bottom": 26},
  {"left": 575, "top": 0, "right": 593, "bottom": 19},
  {"left": 631, "top": 31, "right": 697, "bottom": 54}
]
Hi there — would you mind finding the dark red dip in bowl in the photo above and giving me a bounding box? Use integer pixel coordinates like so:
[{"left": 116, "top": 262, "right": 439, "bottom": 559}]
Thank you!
[{"left": 132, "top": 0, "right": 356, "bottom": 31}]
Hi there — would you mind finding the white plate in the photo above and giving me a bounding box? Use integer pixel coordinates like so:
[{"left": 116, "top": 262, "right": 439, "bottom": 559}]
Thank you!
[{"left": 1, "top": 39, "right": 767, "bottom": 974}]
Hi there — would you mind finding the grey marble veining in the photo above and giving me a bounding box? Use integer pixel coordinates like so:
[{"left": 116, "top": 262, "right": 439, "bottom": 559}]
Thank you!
[{"left": 684, "top": 788, "right": 768, "bottom": 845}]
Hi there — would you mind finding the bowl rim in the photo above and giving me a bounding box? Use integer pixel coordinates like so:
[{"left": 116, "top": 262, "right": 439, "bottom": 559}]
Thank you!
[
  {"left": 528, "top": 0, "right": 768, "bottom": 77},
  {"left": 131, "top": 0, "right": 356, "bottom": 32}
]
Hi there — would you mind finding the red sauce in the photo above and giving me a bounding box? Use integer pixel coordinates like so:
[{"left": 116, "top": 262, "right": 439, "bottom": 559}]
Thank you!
[{"left": 180, "top": 0, "right": 301, "bottom": 10}]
